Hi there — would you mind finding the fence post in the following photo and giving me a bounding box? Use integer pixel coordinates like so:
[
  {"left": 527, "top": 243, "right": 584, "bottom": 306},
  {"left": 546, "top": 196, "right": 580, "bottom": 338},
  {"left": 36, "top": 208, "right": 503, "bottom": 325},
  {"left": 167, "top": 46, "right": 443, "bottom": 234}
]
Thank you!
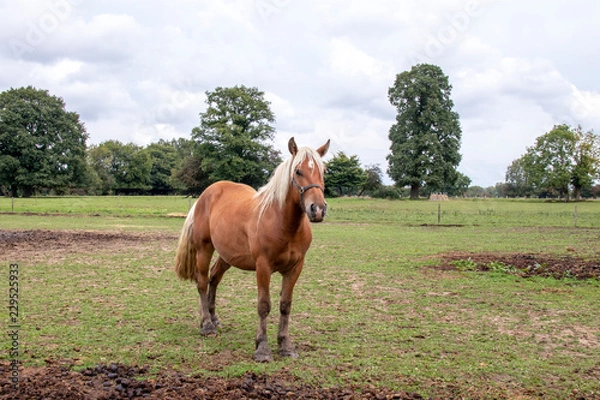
[
  {"left": 12, "top": 196, "right": 14, "bottom": 212},
  {"left": 438, "top": 202, "right": 441, "bottom": 224},
  {"left": 574, "top": 205, "right": 577, "bottom": 228}
]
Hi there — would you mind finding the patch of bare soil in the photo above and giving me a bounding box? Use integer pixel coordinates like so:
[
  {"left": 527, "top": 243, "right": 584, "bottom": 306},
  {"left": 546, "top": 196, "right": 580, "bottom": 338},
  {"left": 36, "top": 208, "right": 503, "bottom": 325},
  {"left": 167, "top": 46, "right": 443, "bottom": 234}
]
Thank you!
[
  {"left": 0, "top": 362, "right": 422, "bottom": 400},
  {"left": 0, "top": 229, "right": 177, "bottom": 261},
  {"left": 433, "top": 252, "right": 600, "bottom": 280}
]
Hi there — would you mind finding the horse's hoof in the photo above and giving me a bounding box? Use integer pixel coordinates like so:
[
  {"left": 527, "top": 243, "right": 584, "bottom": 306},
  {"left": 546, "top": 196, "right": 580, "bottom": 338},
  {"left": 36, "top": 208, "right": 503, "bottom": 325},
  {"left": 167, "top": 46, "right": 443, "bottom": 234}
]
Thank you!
[
  {"left": 200, "top": 322, "right": 217, "bottom": 336},
  {"left": 279, "top": 349, "right": 299, "bottom": 359},
  {"left": 254, "top": 352, "right": 273, "bottom": 363},
  {"left": 254, "top": 347, "right": 273, "bottom": 363}
]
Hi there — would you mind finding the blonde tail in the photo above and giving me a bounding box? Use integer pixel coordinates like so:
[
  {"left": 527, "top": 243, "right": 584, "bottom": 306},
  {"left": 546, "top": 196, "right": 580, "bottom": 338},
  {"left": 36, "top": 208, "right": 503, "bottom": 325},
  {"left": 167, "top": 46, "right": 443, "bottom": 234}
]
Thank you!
[{"left": 174, "top": 200, "right": 198, "bottom": 281}]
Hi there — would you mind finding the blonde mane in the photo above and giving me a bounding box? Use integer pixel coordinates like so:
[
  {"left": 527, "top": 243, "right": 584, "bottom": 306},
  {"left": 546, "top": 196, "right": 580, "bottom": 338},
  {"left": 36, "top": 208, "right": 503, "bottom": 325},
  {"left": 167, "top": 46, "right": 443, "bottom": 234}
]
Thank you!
[{"left": 255, "top": 147, "right": 325, "bottom": 217}]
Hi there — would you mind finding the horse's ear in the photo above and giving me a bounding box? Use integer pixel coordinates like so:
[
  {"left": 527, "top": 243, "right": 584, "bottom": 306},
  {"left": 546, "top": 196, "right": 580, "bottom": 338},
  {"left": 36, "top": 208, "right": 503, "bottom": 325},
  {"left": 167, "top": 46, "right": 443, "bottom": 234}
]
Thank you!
[
  {"left": 288, "top": 137, "right": 298, "bottom": 156},
  {"left": 317, "top": 139, "right": 330, "bottom": 157}
]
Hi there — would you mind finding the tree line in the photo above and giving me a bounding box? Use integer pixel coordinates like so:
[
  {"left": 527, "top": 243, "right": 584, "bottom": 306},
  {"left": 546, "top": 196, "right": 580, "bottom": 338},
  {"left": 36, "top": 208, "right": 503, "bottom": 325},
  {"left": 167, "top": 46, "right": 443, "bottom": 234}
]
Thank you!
[
  {"left": 0, "top": 64, "right": 467, "bottom": 199},
  {"left": 2, "top": 64, "right": 598, "bottom": 199}
]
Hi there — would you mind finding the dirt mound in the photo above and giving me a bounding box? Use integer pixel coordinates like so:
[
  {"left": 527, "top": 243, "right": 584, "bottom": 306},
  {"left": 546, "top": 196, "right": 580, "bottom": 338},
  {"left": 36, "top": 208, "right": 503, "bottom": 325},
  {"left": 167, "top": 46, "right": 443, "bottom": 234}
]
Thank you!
[
  {"left": 0, "top": 362, "right": 422, "bottom": 400},
  {"left": 435, "top": 252, "right": 600, "bottom": 280}
]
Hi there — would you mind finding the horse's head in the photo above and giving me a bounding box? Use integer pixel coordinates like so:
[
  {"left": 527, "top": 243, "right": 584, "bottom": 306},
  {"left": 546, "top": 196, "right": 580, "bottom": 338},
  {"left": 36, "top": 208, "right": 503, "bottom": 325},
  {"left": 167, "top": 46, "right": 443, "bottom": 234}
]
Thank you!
[{"left": 288, "top": 137, "right": 330, "bottom": 223}]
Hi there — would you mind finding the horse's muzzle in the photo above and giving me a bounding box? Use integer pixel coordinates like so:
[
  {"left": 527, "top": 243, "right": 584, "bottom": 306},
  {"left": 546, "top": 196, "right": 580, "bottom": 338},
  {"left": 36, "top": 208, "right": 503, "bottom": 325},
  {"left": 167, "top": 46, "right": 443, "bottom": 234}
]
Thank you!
[{"left": 307, "top": 202, "right": 327, "bottom": 223}]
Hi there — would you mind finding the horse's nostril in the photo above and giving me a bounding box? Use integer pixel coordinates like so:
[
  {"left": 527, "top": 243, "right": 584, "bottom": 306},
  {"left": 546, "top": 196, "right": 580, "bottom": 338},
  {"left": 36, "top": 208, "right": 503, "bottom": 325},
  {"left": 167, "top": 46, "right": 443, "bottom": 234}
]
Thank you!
[{"left": 310, "top": 204, "right": 317, "bottom": 214}]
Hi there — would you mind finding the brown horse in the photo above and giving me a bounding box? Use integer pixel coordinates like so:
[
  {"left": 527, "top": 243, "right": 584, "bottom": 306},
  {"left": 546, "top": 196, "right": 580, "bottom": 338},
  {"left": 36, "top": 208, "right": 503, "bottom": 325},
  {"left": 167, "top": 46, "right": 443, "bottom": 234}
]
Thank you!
[{"left": 174, "top": 137, "right": 330, "bottom": 362}]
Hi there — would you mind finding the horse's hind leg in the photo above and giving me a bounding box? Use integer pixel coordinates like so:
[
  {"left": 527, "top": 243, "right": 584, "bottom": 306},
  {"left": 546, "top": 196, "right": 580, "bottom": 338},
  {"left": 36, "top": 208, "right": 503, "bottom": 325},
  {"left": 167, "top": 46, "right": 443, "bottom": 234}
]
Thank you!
[
  {"left": 208, "top": 256, "right": 230, "bottom": 328},
  {"left": 196, "top": 243, "right": 217, "bottom": 336}
]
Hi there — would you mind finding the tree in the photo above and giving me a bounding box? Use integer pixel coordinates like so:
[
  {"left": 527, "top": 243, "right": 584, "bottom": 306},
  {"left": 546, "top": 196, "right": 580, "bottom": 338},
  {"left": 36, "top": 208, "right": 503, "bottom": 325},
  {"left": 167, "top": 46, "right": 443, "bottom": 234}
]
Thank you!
[
  {"left": 0, "top": 86, "right": 88, "bottom": 197},
  {"left": 387, "top": 64, "right": 462, "bottom": 199},
  {"left": 144, "top": 139, "right": 184, "bottom": 194},
  {"left": 87, "top": 141, "right": 151, "bottom": 194},
  {"left": 504, "top": 155, "right": 536, "bottom": 197},
  {"left": 325, "top": 152, "right": 366, "bottom": 196},
  {"left": 442, "top": 171, "right": 471, "bottom": 197},
  {"left": 87, "top": 142, "right": 115, "bottom": 194},
  {"left": 529, "top": 125, "right": 576, "bottom": 201},
  {"left": 191, "top": 85, "right": 281, "bottom": 188},
  {"left": 571, "top": 126, "right": 600, "bottom": 200},
  {"left": 360, "top": 164, "right": 383, "bottom": 196},
  {"left": 504, "top": 125, "right": 600, "bottom": 201}
]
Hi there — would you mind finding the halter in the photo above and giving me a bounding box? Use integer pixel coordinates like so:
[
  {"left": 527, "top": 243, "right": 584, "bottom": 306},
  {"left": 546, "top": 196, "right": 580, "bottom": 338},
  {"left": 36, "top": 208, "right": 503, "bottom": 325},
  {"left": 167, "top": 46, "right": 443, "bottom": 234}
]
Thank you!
[{"left": 292, "top": 178, "right": 324, "bottom": 208}]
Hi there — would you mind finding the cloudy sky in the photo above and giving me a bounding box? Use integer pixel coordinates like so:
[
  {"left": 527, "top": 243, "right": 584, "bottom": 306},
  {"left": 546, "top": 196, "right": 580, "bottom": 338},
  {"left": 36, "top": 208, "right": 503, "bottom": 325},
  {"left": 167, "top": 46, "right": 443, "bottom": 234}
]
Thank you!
[{"left": 1, "top": 0, "right": 599, "bottom": 187}]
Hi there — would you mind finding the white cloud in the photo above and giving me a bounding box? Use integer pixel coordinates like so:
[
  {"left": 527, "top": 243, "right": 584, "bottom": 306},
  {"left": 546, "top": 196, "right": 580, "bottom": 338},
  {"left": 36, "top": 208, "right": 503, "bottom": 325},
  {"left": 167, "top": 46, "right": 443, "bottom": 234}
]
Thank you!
[{"left": 1, "top": 0, "right": 599, "bottom": 187}]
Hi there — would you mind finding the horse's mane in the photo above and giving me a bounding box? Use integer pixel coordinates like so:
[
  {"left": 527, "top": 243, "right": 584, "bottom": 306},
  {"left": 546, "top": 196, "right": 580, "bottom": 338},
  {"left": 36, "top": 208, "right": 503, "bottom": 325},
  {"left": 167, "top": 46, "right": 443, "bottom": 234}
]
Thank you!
[{"left": 255, "top": 146, "right": 325, "bottom": 217}]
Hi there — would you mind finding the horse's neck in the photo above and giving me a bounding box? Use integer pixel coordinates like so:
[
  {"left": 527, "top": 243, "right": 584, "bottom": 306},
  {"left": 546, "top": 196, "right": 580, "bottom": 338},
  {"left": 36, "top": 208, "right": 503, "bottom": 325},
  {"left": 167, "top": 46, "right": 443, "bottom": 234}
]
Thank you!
[
  {"left": 282, "top": 195, "right": 306, "bottom": 231},
  {"left": 262, "top": 193, "right": 306, "bottom": 235}
]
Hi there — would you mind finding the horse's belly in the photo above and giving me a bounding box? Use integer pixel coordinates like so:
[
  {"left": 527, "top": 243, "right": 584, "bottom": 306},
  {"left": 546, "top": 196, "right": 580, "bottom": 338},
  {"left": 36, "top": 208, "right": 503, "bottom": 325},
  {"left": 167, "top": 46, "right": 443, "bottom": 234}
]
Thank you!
[
  {"left": 210, "top": 221, "right": 256, "bottom": 270},
  {"left": 220, "top": 252, "right": 256, "bottom": 271}
]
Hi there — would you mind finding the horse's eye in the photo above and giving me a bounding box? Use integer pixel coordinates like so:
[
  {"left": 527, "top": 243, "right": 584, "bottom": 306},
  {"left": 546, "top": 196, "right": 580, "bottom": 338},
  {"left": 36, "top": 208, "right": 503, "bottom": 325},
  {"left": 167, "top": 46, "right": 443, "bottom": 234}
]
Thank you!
[{"left": 295, "top": 169, "right": 302, "bottom": 177}]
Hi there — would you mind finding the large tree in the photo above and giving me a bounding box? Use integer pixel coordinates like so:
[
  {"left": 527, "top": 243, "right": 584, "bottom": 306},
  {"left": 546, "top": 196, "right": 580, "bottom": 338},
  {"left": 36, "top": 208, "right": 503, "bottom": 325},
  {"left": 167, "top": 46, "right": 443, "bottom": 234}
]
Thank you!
[
  {"left": 0, "top": 86, "right": 88, "bottom": 197},
  {"left": 387, "top": 64, "right": 462, "bottom": 199},
  {"left": 191, "top": 85, "right": 281, "bottom": 188}
]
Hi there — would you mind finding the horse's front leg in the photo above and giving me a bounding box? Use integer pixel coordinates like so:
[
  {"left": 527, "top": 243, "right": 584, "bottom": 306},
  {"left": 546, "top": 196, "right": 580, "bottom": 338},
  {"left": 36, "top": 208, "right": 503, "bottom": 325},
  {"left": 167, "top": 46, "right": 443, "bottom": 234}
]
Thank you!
[
  {"left": 278, "top": 262, "right": 302, "bottom": 358},
  {"left": 254, "top": 262, "right": 273, "bottom": 362}
]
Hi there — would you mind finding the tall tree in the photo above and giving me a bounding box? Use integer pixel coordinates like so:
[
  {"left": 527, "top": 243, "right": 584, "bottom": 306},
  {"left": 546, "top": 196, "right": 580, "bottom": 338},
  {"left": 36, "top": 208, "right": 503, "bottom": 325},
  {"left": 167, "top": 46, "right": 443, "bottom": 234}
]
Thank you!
[
  {"left": 325, "top": 151, "right": 366, "bottom": 196},
  {"left": 191, "top": 85, "right": 281, "bottom": 188},
  {"left": 387, "top": 64, "right": 462, "bottom": 199},
  {"left": 0, "top": 86, "right": 88, "bottom": 197}
]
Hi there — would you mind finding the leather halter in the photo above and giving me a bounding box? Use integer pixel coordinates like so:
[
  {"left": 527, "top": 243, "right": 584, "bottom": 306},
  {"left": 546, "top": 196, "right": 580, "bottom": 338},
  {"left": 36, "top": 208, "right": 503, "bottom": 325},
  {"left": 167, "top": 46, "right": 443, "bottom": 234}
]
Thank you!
[{"left": 292, "top": 178, "right": 324, "bottom": 208}]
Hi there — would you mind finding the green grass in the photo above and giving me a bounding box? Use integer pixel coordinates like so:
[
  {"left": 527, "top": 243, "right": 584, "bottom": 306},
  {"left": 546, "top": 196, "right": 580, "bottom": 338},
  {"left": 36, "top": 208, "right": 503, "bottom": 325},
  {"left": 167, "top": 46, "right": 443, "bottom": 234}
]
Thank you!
[
  {"left": 2, "top": 195, "right": 598, "bottom": 228},
  {"left": 0, "top": 195, "right": 193, "bottom": 216},
  {"left": 2, "top": 197, "right": 600, "bottom": 398}
]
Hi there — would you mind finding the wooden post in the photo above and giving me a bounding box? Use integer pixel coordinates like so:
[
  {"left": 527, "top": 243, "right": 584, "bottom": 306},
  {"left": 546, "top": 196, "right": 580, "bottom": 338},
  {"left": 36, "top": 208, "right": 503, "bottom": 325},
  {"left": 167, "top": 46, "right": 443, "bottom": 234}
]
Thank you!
[
  {"left": 12, "top": 196, "right": 14, "bottom": 212},
  {"left": 438, "top": 202, "right": 441, "bottom": 224},
  {"left": 574, "top": 205, "right": 578, "bottom": 228}
]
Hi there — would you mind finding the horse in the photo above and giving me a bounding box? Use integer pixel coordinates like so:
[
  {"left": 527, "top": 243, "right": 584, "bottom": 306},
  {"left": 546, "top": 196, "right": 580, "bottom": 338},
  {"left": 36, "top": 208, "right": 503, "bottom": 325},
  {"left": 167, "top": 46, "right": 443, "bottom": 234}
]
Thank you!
[{"left": 174, "top": 137, "right": 330, "bottom": 362}]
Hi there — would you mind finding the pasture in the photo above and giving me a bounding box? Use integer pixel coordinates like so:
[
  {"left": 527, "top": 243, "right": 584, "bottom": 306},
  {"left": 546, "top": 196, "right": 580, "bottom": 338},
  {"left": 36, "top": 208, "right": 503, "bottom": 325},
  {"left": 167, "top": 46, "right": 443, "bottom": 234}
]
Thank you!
[{"left": 1, "top": 196, "right": 599, "bottom": 399}]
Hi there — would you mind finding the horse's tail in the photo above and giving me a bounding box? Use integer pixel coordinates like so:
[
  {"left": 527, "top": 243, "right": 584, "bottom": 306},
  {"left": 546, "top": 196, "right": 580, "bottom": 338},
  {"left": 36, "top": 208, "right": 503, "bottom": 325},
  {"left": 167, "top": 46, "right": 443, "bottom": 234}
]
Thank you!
[{"left": 174, "top": 200, "right": 198, "bottom": 281}]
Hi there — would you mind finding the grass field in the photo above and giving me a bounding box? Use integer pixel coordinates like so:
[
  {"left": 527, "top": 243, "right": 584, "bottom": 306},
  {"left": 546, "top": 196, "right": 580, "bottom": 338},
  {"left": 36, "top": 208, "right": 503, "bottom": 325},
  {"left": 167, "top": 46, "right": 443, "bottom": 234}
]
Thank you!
[{"left": 2, "top": 196, "right": 599, "bottom": 398}]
